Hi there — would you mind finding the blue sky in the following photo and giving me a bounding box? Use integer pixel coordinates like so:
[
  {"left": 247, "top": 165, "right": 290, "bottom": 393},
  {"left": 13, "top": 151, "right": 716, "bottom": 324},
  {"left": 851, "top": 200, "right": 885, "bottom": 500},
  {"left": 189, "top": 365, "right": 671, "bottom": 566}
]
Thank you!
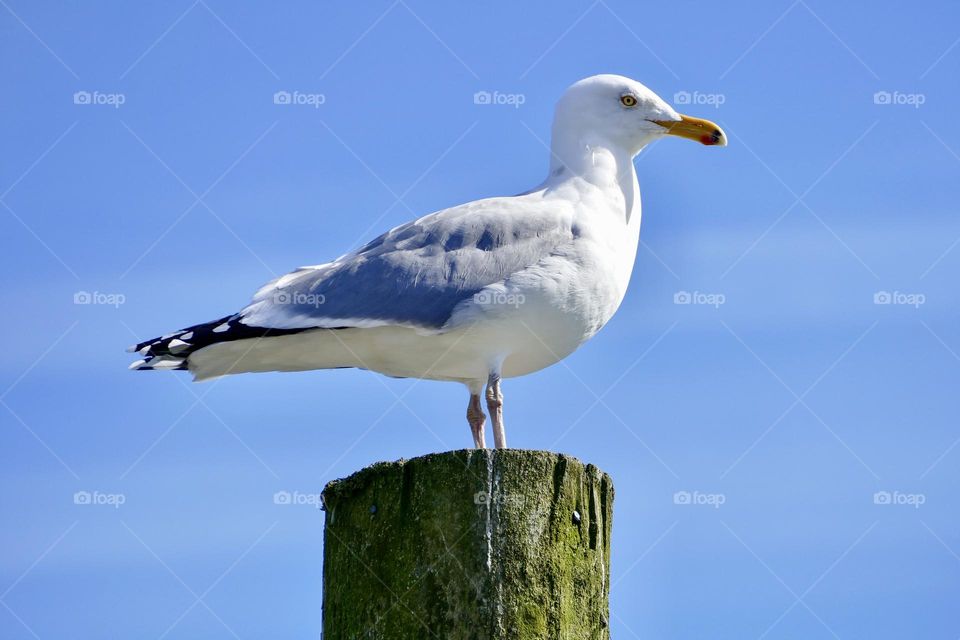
[{"left": 1, "top": 1, "right": 958, "bottom": 637}]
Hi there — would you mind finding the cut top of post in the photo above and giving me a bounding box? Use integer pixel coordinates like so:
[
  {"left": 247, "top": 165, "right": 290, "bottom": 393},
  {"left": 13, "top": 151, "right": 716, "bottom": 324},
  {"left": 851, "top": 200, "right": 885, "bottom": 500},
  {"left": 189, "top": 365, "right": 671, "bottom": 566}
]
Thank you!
[{"left": 322, "top": 449, "right": 614, "bottom": 639}]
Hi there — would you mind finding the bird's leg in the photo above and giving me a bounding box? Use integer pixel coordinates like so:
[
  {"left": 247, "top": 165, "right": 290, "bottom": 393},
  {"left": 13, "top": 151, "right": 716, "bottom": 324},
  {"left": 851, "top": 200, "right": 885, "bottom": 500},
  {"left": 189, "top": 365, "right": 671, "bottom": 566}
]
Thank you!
[
  {"left": 486, "top": 373, "right": 506, "bottom": 449},
  {"left": 467, "top": 393, "right": 486, "bottom": 449}
]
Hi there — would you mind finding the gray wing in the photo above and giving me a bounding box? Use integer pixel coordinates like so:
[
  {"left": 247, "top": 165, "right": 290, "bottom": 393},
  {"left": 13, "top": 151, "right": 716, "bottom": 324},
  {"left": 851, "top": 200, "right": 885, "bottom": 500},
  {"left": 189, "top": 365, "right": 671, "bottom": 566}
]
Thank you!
[{"left": 238, "top": 195, "right": 574, "bottom": 331}]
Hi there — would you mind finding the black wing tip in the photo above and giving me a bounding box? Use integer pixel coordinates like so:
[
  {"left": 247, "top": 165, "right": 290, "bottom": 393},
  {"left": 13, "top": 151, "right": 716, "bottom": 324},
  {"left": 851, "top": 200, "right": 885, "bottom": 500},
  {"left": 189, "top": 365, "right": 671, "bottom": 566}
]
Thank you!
[
  {"left": 127, "top": 314, "right": 315, "bottom": 371},
  {"left": 129, "top": 357, "right": 189, "bottom": 371}
]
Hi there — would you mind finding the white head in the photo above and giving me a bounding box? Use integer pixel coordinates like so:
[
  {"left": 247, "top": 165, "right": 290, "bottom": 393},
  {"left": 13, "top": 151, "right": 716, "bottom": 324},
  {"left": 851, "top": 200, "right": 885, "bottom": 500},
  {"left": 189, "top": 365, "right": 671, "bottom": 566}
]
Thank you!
[{"left": 552, "top": 74, "right": 726, "bottom": 160}]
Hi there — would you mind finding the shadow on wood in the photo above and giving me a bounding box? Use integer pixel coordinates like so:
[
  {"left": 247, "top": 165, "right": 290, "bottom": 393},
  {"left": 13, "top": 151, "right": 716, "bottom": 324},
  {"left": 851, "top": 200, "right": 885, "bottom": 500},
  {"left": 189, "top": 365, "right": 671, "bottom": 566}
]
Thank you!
[{"left": 322, "top": 449, "right": 613, "bottom": 639}]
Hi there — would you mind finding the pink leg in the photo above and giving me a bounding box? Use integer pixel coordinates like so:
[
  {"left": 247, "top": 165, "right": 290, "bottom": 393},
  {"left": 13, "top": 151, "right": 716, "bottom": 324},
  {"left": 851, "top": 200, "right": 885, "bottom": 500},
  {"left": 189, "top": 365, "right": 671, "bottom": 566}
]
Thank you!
[
  {"left": 486, "top": 373, "right": 506, "bottom": 449},
  {"left": 467, "top": 393, "right": 486, "bottom": 448}
]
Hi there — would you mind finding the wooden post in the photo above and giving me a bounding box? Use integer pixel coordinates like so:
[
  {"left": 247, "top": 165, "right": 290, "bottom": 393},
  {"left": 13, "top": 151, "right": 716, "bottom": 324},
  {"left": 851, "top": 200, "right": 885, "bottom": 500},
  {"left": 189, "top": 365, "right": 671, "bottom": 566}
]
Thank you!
[{"left": 321, "top": 449, "right": 614, "bottom": 639}]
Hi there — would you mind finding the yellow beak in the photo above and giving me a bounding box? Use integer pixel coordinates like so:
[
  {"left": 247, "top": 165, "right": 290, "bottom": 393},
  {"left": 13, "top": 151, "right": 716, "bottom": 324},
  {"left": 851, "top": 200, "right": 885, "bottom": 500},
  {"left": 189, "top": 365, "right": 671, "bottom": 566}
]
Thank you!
[{"left": 650, "top": 114, "right": 727, "bottom": 147}]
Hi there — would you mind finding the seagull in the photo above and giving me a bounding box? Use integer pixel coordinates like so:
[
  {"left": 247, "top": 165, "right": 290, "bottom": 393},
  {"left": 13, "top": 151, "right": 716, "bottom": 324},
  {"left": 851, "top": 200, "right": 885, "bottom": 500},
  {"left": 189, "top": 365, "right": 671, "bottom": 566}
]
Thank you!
[{"left": 128, "top": 74, "right": 725, "bottom": 449}]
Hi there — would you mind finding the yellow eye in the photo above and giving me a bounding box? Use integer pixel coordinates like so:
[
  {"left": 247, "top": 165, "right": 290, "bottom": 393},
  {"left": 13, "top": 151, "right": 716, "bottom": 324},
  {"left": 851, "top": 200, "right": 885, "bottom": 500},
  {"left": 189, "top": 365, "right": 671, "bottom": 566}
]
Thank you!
[{"left": 620, "top": 94, "right": 638, "bottom": 107}]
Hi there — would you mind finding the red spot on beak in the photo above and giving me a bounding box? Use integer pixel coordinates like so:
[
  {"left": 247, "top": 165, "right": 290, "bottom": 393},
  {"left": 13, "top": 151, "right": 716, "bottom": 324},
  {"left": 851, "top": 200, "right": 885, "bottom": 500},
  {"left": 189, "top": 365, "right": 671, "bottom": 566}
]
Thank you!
[{"left": 700, "top": 135, "right": 715, "bottom": 145}]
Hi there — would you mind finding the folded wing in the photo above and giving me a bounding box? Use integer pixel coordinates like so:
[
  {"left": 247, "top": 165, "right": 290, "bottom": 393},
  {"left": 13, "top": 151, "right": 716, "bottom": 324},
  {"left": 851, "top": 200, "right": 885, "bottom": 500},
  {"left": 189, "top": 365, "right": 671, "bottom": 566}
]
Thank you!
[{"left": 239, "top": 196, "right": 574, "bottom": 332}]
